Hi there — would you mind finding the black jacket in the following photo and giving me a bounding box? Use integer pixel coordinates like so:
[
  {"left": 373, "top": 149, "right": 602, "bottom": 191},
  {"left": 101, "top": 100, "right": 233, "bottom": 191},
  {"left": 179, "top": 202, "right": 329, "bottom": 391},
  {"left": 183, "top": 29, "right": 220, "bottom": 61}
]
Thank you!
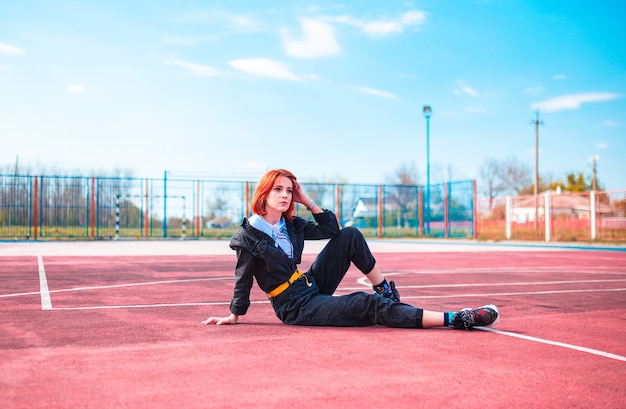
[{"left": 228, "top": 210, "right": 340, "bottom": 315}]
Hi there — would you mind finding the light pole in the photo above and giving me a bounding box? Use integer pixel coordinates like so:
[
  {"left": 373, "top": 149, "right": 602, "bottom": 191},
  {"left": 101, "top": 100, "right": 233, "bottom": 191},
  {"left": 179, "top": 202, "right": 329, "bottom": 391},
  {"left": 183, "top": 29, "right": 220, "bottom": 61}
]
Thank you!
[
  {"left": 422, "top": 105, "right": 432, "bottom": 234},
  {"left": 530, "top": 111, "right": 543, "bottom": 232}
]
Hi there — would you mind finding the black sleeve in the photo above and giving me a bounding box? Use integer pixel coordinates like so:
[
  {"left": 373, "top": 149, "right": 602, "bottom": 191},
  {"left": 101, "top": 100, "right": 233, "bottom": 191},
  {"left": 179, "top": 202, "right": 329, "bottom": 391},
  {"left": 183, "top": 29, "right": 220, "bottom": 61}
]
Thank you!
[
  {"left": 229, "top": 246, "right": 255, "bottom": 316},
  {"left": 299, "top": 210, "right": 340, "bottom": 240}
]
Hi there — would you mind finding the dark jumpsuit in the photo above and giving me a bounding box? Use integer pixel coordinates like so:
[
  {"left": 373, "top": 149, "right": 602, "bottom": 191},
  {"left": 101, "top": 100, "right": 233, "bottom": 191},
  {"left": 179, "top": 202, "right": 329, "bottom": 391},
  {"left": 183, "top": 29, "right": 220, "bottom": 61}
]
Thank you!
[{"left": 228, "top": 210, "right": 424, "bottom": 328}]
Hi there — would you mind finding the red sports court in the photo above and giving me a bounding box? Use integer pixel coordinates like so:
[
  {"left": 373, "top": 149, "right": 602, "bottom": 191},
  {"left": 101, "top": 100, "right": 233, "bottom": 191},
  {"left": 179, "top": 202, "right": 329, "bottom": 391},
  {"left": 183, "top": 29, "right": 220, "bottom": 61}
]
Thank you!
[{"left": 1, "top": 240, "right": 625, "bottom": 408}]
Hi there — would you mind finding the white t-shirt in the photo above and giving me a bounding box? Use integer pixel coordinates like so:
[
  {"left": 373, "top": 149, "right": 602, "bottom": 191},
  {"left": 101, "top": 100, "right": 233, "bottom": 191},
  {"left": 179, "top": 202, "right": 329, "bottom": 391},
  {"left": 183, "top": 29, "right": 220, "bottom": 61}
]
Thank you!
[{"left": 248, "top": 214, "right": 293, "bottom": 258}]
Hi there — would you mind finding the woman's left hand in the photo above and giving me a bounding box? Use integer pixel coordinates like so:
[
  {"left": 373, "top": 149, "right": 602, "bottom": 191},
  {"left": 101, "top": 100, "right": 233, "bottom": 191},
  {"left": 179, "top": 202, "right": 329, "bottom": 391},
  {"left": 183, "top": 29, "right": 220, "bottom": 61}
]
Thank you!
[{"left": 292, "top": 181, "right": 310, "bottom": 206}]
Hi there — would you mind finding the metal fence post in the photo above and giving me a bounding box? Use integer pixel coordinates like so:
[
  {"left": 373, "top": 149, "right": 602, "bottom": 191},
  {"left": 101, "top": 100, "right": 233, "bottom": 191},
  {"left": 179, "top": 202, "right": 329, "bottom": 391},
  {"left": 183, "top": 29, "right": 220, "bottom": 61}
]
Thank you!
[
  {"left": 444, "top": 182, "right": 449, "bottom": 239},
  {"left": 335, "top": 184, "right": 341, "bottom": 228},
  {"left": 472, "top": 179, "right": 477, "bottom": 239},
  {"left": 377, "top": 185, "right": 383, "bottom": 237},
  {"left": 418, "top": 186, "right": 423, "bottom": 237},
  {"left": 163, "top": 171, "right": 167, "bottom": 238},
  {"left": 115, "top": 194, "right": 120, "bottom": 240},
  {"left": 590, "top": 191, "right": 597, "bottom": 240},
  {"left": 181, "top": 196, "right": 186, "bottom": 240},
  {"left": 545, "top": 191, "right": 551, "bottom": 242},
  {"left": 33, "top": 176, "right": 39, "bottom": 240},
  {"left": 244, "top": 181, "right": 250, "bottom": 220},
  {"left": 195, "top": 180, "right": 200, "bottom": 238},
  {"left": 144, "top": 178, "right": 149, "bottom": 238}
]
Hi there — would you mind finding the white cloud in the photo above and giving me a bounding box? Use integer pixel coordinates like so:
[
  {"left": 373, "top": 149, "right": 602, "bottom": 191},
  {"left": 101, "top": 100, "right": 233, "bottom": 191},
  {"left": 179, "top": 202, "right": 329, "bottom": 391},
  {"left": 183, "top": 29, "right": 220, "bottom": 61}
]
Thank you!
[
  {"left": 524, "top": 86, "right": 544, "bottom": 96},
  {"left": 173, "top": 9, "right": 259, "bottom": 32},
  {"left": 363, "top": 11, "right": 426, "bottom": 37},
  {"left": 354, "top": 86, "right": 397, "bottom": 99},
  {"left": 531, "top": 92, "right": 622, "bottom": 112},
  {"left": 362, "top": 21, "right": 401, "bottom": 37},
  {"left": 165, "top": 59, "right": 219, "bottom": 77},
  {"left": 163, "top": 35, "right": 218, "bottom": 45},
  {"left": 67, "top": 84, "right": 85, "bottom": 94},
  {"left": 326, "top": 15, "right": 360, "bottom": 26},
  {"left": 602, "top": 120, "right": 619, "bottom": 127},
  {"left": 0, "top": 42, "right": 26, "bottom": 56},
  {"left": 596, "top": 143, "right": 608, "bottom": 149},
  {"left": 401, "top": 10, "right": 427, "bottom": 25},
  {"left": 327, "top": 10, "right": 426, "bottom": 38},
  {"left": 229, "top": 58, "right": 298, "bottom": 81},
  {"left": 552, "top": 74, "right": 568, "bottom": 80},
  {"left": 465, "top": 106, "right": 489, "bottom": 114},
  {"left": 454, "top": 81, "right": 478, "bottom": 97},
  {"left": 462, "top": 85, "right": 478, "bottom": 97},
  {"left": 281, "top": 18, "right": 341, "bottom": 59}
]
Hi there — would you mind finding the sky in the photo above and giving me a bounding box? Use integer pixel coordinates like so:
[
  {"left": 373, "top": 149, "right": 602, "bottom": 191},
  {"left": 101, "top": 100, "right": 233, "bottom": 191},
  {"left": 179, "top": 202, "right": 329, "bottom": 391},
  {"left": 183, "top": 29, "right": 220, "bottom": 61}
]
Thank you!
[{"left": 1, "top": 0, "right": 625, "bottom": 191}]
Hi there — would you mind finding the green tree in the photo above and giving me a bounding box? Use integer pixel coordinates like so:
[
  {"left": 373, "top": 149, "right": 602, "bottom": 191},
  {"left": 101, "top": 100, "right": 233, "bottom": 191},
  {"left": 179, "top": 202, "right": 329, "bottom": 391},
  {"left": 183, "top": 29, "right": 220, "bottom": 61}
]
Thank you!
[{"left": 548, "top": 172, "right": 603, "bottom": 192}]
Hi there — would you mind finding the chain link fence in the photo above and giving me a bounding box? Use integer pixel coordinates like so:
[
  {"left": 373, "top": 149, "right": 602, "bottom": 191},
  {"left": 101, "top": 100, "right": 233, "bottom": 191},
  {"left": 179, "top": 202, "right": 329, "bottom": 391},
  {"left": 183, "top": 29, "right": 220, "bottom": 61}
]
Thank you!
[
  {"left": 0, "top": 174, "right": 480, "bottom": 240},
  {"left": 476, "top": 190, "right": 626, "bottom": 242}
]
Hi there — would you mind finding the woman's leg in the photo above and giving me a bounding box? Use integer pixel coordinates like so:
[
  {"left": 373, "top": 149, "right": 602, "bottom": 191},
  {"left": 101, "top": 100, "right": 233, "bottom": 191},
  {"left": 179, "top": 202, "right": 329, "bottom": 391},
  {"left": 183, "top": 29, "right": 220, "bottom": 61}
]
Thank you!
[
  {"left": 365, "top": 264, "right": 384, "bottom": 288},
  {"left": 422, "top": 310, "right": 445, "bottom": 328},
  {"left": 286, "top": 291, "right": 499, "bottom": 330},
  {"left": 292, "top": 291, "right": 424, "bottom": 327},
  {"left": 308, "top": 226, "right": 377, "bottom": 295}
]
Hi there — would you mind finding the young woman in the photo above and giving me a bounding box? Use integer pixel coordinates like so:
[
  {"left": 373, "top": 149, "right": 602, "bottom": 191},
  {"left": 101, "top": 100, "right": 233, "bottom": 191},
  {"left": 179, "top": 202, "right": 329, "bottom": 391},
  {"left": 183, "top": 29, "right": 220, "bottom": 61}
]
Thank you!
[{"left": 202, "top": 169, "right": 499, "bottom": 330}]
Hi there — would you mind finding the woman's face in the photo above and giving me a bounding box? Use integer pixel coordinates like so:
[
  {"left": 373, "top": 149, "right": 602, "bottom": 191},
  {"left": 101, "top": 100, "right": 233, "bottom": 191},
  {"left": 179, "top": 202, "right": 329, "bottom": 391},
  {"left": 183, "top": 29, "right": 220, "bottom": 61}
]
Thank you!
[{"left": 265, "top": 176, "right": 293, "bottom": 217}]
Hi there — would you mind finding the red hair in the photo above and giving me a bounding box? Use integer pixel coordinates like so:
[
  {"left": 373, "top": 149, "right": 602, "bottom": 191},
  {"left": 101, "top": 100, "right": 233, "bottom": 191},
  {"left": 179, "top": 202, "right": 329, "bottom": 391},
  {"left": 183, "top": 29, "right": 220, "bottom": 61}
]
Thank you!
[{"left": 251, "top": 169, "right": 297, "bottom": 221}]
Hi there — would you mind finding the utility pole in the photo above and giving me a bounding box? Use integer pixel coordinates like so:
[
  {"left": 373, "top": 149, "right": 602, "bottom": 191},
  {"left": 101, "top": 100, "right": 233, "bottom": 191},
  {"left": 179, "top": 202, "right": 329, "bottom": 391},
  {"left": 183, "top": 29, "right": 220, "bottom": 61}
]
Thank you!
[
  {"left": 530, "top": 111, "right": 544, "bottom": 232},
  {"left": 590, "top": 156, "right": 598, "bottom": 191}
]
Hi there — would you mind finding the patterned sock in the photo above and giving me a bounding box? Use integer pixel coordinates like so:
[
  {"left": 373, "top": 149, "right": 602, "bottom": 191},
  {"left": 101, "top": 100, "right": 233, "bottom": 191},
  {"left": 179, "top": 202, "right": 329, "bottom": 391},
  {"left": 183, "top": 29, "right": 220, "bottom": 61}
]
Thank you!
[
  {"left": 373, "top": 279, "right": 391, "bottom": 295},
  {"left": 444, "top": 312, "right": 457, "bottom": 327}
]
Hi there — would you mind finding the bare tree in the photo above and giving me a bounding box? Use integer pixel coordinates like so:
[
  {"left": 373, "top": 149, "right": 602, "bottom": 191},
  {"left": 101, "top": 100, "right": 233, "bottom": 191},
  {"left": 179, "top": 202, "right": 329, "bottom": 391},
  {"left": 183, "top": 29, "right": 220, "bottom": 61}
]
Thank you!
[
  {"left": 384, "top": 162, "right": 421, "bottom": 229},
  {"left": 479, "top": 158, "right": 505, "bottom": 210},
  {"left": 479, "top": 156, "right": 533, "bottom": 201},
  {"left": 386, "top": 161, "right": 420, "bottom": 185},
  {"left": 496, "top": 156, "right": 533, "bottom": 195},
  {"left": 431, "top": 162, "right": 465, "bottom": 184}
]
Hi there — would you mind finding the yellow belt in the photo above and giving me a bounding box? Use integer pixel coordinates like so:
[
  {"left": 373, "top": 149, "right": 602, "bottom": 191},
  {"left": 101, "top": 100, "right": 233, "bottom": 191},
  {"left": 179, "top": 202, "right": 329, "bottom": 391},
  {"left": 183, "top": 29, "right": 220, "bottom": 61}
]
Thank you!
[{"left": 267, "top": 270, "right": 305, "bottom": 298}]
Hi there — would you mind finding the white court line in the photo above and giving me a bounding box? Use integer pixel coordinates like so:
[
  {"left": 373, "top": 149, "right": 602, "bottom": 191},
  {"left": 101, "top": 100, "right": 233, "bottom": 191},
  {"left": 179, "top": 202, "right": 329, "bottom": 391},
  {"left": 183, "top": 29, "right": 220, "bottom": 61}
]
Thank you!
[
  {"left": 477, "top": 327, "right": 626, "bottom": 363},
  {"left": 6, "top": 280, "right": 625, "bottom": 303},
  {"left": 38, "top": 255, "right": 52, "bottom": 310},
  {"left": 355, "top": 268, "right": 626, "bottom": 281},
  {"left": 36, "top": 288, "right": 626, "bottom": 310},
  {"left": 48, "top": 300, "right": 626, "bottom": 364},
  {"left": 24, "top": 254, "right": 626, "bottom": 363},
  {"left": 398, "top": 287, "right": 626, "bottom": 299},
  {"left": 50, "top": 300, "right": 268, "bottom": 311},
  {"left": 355, "top": 277, "right": 626, "bottom": 289},
  {"left": 0, "top": 277, "right": 232, "bottom": 299},
  {"left": 403, "top": 278, "right": 626, "bottom": 288}
]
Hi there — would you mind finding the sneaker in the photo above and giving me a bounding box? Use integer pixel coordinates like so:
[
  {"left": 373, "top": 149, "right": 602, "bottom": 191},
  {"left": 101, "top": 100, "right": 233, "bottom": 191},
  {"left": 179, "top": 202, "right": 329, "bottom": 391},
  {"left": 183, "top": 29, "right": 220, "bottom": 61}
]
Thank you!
[
  {"left": 452, "top": 304, "right": 499, "bottom": 330},
  {"left": 375, "top": 280, "right": 401, "bottom": 303}
]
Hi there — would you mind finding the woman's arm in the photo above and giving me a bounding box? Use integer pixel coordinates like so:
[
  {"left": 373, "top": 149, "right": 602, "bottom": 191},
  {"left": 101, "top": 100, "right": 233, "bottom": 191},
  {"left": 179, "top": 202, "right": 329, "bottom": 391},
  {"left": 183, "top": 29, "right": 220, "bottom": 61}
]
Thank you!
[
  {"left": 292, "top": 180, "right": 340, "bottom": 238},
  {"left": 203, "top": 232, "right": 255, "bottom": 326}
]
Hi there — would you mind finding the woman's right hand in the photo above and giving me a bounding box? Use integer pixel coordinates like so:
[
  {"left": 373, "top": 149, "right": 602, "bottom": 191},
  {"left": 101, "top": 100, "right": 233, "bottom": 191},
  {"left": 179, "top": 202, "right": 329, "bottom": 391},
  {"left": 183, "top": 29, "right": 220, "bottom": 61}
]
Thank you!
[{"left": 202, "top": 313, "right": 239, "bottom": 326}]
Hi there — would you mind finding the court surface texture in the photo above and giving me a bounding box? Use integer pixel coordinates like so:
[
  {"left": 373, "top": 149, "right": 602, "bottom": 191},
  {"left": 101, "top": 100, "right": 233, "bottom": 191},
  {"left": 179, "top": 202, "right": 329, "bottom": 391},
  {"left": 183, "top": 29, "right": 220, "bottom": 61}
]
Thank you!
[{"left": 1, "top": 239, "right": 625, "bottom": 408}]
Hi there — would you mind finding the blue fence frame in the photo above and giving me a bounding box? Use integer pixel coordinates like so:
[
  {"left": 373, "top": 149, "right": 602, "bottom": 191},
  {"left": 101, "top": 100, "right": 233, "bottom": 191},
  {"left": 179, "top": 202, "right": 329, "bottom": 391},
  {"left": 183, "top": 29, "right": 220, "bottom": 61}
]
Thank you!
[{"left": 0, "top": 174, "right": 476, "bottom": 240}]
